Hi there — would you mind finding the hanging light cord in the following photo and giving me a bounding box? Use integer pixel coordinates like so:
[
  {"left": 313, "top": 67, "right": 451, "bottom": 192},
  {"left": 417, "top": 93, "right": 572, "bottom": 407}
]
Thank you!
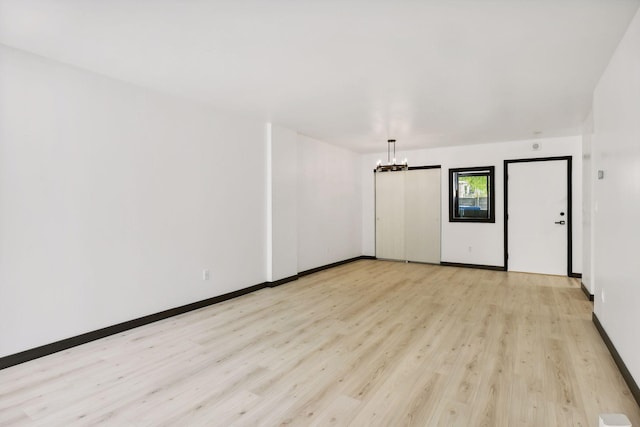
[{"left": 388, "top": 139, "right": 395, "bottom": 164}]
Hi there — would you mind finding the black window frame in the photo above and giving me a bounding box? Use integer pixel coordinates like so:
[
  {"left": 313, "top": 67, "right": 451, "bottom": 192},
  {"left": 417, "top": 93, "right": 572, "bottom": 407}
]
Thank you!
[{"left": 449, "top": 166, "right": 495, "bottom": 223}]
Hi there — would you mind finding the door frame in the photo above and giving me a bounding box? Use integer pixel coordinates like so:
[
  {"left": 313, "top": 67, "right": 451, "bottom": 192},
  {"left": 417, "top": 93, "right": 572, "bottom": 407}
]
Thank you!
[{"left": 503, "top": 156, "right": 574, "bottom": 276}]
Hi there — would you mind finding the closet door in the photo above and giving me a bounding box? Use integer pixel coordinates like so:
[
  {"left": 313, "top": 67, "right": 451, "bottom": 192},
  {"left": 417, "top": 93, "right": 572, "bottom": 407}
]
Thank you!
[
  {"left": 375, "top": 171, "right": 405, "bottom": 260},
  {"left": 404, "top": 168, "right": 441, "bottom": 263}
]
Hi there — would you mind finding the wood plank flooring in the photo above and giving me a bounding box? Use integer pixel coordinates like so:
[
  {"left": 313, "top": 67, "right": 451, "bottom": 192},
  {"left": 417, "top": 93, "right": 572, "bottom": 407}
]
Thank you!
[{"left": 0, "top": 260, "right": 638, "bottom": 426}]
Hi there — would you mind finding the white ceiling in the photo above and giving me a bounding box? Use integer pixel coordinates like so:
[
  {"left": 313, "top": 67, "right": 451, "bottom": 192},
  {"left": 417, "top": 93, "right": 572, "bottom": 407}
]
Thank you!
[{"left": 1, "top": 0, "right": 638, "bottom": 153}]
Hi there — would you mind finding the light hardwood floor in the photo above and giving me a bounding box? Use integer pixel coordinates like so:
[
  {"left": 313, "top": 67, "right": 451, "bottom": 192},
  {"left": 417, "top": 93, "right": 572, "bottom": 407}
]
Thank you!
[{"left": 0, "top": 260, "right": 638, "bottom": 426}]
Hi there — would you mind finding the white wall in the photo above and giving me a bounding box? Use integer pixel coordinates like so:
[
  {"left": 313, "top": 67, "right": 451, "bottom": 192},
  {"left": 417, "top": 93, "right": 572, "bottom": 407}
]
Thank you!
[
  {"left": 581, "top": 111, "right": 595, "bottom": 294},
  {"left": 266, "top": 124, "right": 298, "bottom": 281},
  {"left": 591, "top": 8, "right": 640, "bottom": 384},
  {"left": 297, "top": 134, "right": 362, "bottom": 272},
  {"left": 0, "top": 46, "right": 267, "bottom": 357},
  {"left": 362, "top": 136, "right": 582, "bottom": 271}
]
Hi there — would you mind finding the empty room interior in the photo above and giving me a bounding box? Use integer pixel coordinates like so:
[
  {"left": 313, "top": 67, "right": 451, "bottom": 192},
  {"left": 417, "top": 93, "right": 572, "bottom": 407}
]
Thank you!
[{"left": 1, "top": 1, "right": 640, "bottom": 425}]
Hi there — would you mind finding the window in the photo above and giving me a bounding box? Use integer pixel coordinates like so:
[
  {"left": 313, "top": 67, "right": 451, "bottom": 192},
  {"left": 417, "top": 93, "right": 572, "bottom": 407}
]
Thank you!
[{"left": 449, "top": 166, "right": 495, "bottom": 223}]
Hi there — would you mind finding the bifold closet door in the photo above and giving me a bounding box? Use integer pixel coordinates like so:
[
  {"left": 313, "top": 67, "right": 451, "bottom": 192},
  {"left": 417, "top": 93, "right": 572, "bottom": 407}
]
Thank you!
[
  {"left": 375, "top": 171, "right": 405, "bottom": 260},
  {"left": 404, "top": 168, "right": 441, "bottom": 263}
]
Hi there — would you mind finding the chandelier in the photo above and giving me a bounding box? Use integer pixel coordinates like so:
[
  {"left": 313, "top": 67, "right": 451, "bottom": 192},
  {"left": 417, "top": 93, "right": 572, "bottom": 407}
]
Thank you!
[{"left": 375, "top": 139, "right": 408, "bottom": 172}]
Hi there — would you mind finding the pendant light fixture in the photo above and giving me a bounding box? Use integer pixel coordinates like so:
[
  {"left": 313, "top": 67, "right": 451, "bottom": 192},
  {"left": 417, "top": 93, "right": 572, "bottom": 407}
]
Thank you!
[{"left": 375, "top": 139, "right": 408, "bottom": 172}]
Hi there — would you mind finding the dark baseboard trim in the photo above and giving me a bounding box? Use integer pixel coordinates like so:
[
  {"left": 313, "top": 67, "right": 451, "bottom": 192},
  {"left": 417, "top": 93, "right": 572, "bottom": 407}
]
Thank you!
[
  {"left": 0, "top": 282, "right": 266, "bottom": 371},
  {"left": 440, "top": 261, "right": 506, "bottom": 272},
  {"left": 298, "top": 255, "right": 376, "bottom": 277},
  {"left": 266, "top": 275, "right": 299, "bottom": 288},
  {"left": 0, "top": 255, "right": 379, "bottom": 371},
  {"left": 570, "top": 272, "right": 583, "bottom": 279},
  {"left": 592, "top": 312, "right": 640, "bottom": 408},
  {"left": 268, "top": 256, "right": 376, "bottom": 286},
  {"left": 581, "top": 282, "right": 594, "bottom": 301}
]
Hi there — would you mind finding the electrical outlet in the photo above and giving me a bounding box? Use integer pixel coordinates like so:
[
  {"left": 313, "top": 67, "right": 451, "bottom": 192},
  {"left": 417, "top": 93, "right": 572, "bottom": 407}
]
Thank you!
[
  {"left": 601, "top": 289, "right": 605, "bottom": 303},
  {"left": 203, "top": 269, "right": 211, "bottom": 281}
]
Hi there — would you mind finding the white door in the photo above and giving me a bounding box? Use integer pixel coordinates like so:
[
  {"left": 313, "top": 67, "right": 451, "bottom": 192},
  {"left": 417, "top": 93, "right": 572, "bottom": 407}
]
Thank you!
[
  {"left": 375, "top": 171, "right": 405, "bottom": 260},
  {"left": 507, "top": 159, "right": 568, "bottom": 275},
  {"left": 405, "top": 169, "right": 441, "bottom": 263}
]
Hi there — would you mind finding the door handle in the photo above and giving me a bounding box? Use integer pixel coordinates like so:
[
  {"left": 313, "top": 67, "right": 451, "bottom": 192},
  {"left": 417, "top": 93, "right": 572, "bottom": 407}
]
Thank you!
[{"left": 554, "top": 220, "right": 566, "bottom": 225}]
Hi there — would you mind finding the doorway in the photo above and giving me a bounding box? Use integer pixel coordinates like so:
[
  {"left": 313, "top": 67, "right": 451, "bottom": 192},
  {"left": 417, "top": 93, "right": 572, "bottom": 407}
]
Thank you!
[
  {"left": 375, "top": 167, "right": 441, "bottom": 263},
  {"left": 504, "top": 157, "right": 572, "bottom": 276}
]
